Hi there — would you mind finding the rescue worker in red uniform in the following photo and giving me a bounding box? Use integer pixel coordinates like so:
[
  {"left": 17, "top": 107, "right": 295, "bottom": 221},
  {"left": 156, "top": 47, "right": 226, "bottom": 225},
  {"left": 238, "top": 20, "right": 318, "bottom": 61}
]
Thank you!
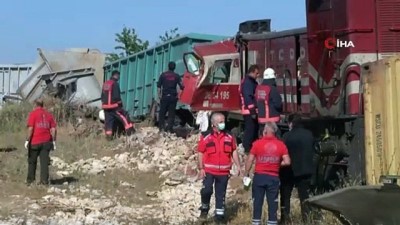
[
  {"left": 197, "top": 112, "right": 241, "bottom": 223},
  {"left": 239, "top": 64, "right": 260, "bottom": 154},
  {"left": 255, "top": 67, "right": 283, "bottom": 137},
  {"left": 101, "top": 70, "right": 134, "bottom": 139},
  {"left": 244, "top": 122, "right": 291, "bottom": 225},
  {"left": 25, "top": 98, "right": 57, "bottom": 186}
]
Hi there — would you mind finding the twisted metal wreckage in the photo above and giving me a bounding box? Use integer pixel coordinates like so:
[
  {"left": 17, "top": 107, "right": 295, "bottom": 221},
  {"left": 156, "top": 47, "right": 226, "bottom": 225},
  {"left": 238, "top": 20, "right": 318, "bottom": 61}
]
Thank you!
[{"left": 2, "top": 48, "right": 105, "bottom": 118}]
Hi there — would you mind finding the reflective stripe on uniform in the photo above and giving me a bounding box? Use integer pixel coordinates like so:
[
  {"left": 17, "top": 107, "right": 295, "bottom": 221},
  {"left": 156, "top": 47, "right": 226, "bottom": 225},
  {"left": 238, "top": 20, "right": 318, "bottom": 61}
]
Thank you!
[
  {"left": 204, "top": 164, "right": 231, "bottom": 170},
  {"left": 215, "top": 208, "right": 224, "bottom": 215},
  {"left": 201, "top": 203, "right": 209, "bottom": 209},
  {"left": 102, "top": 103, "right": 119, "bottom": 109},
  {"left": 258, "top": 116, "right": 280, "bottom": 123},
  {"left": 115, "top": 111, "right": 133, "bottom": 129},
  {"left": 102, "top": 79, "right": 121, "bottom": 109}
]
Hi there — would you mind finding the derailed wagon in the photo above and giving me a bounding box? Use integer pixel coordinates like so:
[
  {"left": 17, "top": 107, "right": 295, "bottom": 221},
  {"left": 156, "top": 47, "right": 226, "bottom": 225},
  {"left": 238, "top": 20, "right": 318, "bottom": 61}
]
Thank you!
[{"left": 103, "top": 33, "right": 228, "bottom": 121}]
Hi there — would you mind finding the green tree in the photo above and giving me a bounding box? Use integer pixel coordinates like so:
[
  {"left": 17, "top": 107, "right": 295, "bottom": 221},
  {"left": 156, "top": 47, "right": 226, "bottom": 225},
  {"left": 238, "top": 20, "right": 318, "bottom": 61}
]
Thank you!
[
  {"left": 106, "top": 53, "right": 121, "bottom": 62},
  {"left": 157, "top": 27, "right": 180, "bottom": 44},
  {"left": 106, "top": 26, "right": 149, "bottom": 63}
]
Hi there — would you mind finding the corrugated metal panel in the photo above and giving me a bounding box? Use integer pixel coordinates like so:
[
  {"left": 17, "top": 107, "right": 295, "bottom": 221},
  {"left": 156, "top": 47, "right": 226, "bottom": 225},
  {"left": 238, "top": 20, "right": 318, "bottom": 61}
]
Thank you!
[
  {"left": 376, "top": 0, "right": 400, "bottom": 53},
  {"left": 104, "top": 33, "right": 228, "bottom": 117},
  {"left": 363, "top": 55, "right": 400, "bottom": 185},
  {"left": 0, "top": 64, "right": 32, "bottom": 96}
]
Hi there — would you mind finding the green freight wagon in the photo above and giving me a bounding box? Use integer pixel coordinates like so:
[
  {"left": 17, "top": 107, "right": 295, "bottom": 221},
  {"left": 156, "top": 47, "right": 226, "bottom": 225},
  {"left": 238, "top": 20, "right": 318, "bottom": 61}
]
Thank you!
[{"left": 103, "top": 33, "right": 227, "bottom": 118}]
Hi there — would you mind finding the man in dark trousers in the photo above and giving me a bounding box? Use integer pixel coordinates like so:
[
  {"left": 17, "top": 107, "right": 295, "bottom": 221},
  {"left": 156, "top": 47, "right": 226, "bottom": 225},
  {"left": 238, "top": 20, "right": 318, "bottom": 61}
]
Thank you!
[
  {"left": 101, "top": 70, "right": 134, "bottom": 140},
  {"left": 255, "top": 67, "right": 283, "bottom": 137},
  {"left": 157, "top": 61, "right": 184, "bottom": 133},
  {"left": 239, "top": 64, "right": 260, "bottom": 155},
  {"left": 280, "top": 113, "right": 316, "bottom": 223},
  {"left": 25, "top": 98, "right": 57, "bottom": 186},
  {"left": 244, "top": 122, "right": 291, "bottom": 225},
  {"left": 197, "top": 112, "right": 241, "bottom": 223}
]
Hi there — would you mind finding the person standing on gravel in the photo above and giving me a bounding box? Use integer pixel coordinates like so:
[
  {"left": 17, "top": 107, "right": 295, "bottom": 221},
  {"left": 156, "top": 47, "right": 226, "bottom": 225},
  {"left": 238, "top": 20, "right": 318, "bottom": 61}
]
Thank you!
[
  {"left": 197, "top": 112, "right": 241, "bottom": 223},
  {"left": 157, "top": 61, "right": 184, "bottom": 133},
  {"left": 101, "top": 70, "right": 135, "bottom": 140},
  {"left": 25, "top": 98, "right": 57, "bottom": 186},
  {"left": 280, "top": 113, "right": 316, "bottom": 223},
  {"left": 244, "top": 122, "right": 291, "bottom": 225}
]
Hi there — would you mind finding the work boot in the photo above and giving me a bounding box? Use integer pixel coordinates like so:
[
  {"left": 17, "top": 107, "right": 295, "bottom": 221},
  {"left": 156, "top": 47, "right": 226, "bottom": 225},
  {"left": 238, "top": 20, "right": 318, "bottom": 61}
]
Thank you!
[
  {"left": 199, "top": 210, "right": 208, "bottom": 219},
  {"left": 198, "top": 205, "right": 209, "bottom": 221},
  {"left": 106, "top": 135, "right": 113, "bottom": 141},
  {"left": 38, "top": 181, "right": 49, "bottom": 186},
  {"left": 214, "top": 215, "right": 226, "bottom": 224},
  {"left": 279, "top": 218, "right": 291, "bottom": 225},
  {"left": 166, "top": 127, "right": 174, "bottom": 134},
  {"left": 26, "top": 180, "right": 34, "bottom": 187},
  {"left": 125, "top": 127, "right": 135, "bottom": 136}
]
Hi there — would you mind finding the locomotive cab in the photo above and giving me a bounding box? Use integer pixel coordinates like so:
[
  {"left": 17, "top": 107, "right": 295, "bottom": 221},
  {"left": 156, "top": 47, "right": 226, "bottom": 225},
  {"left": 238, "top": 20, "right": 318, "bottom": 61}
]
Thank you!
[{"left": 179, "top": 40, "right": 242, "bottom": 113}]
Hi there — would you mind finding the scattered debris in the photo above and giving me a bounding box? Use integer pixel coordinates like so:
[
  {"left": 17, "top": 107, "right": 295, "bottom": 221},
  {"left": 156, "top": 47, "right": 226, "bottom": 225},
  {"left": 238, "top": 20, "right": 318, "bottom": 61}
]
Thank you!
[{"left": 0, "top": 127, "right": 243, "bottom": 224}]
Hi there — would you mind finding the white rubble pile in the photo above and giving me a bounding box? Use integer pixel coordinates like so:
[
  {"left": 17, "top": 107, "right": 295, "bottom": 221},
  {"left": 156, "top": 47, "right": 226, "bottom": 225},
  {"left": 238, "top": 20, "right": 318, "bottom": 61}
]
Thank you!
[
  {"left": 51, "top": 152, "right": 135, "bottom": 176},
  {"left": 51, "top": 127, "right": 199, "bottom": 178},
  {"left": 131, "top": 128, "right": 199, "bottom": 177},
  {"left": 47, "top": 185, "right": 103, "bottom": 197},
  {"left": 0, "top": 127, "right": 244, "bottom": 224},
  {"left": 156, "top": 180, "right": 238, "bottom": 224},
  {"left": 20, "top": 187, "right": 162, "bottom": 225},
  {"left": 0, "top": 218, "right": 27, "bottom": 225}
]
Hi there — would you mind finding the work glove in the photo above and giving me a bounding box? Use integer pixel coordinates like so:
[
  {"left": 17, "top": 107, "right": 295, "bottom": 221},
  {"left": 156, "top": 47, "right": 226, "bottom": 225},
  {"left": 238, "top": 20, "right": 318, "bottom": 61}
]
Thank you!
[
  {"left": 24, "top": 141, "right": 29, "bottom": 150},
  {"left": 243, "top": 176, "right": 252, "bottom": 188},
  {"left": 52, "top": 141, "right": 56, "bottom": 151}
]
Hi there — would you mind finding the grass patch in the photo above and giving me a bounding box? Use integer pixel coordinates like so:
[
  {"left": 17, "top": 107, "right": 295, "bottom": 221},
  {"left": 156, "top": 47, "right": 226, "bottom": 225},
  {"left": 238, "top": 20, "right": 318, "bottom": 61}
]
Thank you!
[
  {"left": 77, "top": 169, "right": 162, "bottom": 206},
  {"left": 0, "top": 102, "right": 31, "bottom": 134}
]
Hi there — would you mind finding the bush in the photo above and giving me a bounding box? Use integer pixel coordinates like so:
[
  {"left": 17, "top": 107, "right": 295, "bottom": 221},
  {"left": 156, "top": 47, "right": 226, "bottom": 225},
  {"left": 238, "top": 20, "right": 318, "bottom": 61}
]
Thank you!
[
  {"left": 0, "top": 102, "right": 32, "bottom": 133},
  {"left": 0, "top": 97, "right": 75, "bottom": 134}
]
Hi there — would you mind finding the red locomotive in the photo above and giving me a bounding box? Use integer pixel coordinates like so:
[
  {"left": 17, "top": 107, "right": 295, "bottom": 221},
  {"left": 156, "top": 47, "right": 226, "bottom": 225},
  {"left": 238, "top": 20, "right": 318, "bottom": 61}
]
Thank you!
[{"left": 178, "top": 0, "right": 400, "bottom": 192}]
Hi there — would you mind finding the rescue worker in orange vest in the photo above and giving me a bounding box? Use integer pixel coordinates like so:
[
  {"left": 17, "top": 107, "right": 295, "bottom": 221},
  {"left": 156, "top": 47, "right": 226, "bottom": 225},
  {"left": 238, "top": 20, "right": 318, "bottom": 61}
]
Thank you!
[
  {"left": 101, "top": 70, "right": 134, "bottom": 140},
  {"left": 255, "top": 67, "right": 283, "bottom": 137},
  {"left": 197, "top": 112, "right": 241, "bottom": 223},
  {"left": 244, "top": 122, "right": 291, "bottom": 225},
  {"left": 239, "top": 64, "right": 260, "bottom": 154}
]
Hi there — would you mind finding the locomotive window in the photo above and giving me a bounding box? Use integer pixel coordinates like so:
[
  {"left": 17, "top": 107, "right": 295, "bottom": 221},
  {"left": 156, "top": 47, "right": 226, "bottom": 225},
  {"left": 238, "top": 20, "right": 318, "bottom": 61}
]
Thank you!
[
  {"left": 184, "top": 53, "right": 200, "bottom": 75},
  {"left": 209, "top": 60, "right": 232, "bottom": 84}
]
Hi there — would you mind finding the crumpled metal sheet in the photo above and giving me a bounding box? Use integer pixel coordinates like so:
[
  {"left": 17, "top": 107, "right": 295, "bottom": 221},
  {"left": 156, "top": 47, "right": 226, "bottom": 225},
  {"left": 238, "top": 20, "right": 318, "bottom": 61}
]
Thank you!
[
  {"left": 17, "top": 48, "right": 105, "bottom": 100},
  {"left": 306, "top": 184, "right": 400, "bottom": 225}
]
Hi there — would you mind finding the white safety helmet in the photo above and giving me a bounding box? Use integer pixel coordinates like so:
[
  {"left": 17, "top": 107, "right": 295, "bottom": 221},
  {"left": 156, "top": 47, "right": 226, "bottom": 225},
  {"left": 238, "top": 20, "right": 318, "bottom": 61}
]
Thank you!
[
  {"left": 263, "top": 68, "right": 276, "bottom": 79},
  {"left": 99, "top": 109, "right": 105, "bottom": 122}
]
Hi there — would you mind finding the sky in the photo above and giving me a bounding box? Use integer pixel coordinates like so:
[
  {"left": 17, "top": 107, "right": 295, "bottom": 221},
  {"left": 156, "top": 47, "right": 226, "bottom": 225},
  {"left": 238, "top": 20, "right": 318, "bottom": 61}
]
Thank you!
[{"left": 0, "top": 0, "right": 306, "bottom": 64}]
